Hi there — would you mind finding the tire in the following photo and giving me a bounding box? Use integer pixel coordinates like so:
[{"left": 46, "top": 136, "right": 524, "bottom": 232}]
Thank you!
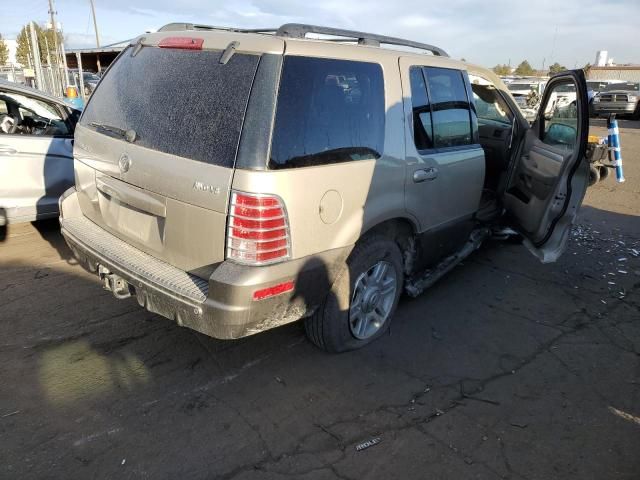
[
  {"left": 588, "top": 165, "right": 600, "bottom": 186},
  {"left": 304, "top": 234, "right": 404, "bottom": 353},
  {"left": 599, "top": 165, "right": 610, "bottom": 182}
]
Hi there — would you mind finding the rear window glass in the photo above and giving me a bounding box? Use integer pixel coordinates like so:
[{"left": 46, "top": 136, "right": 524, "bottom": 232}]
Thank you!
[
  {"left": 80, "top": 46, "right": 260, "bottom": 167},
  {"left": 269, "top": 56, "right": 385, "bottom": 169}
]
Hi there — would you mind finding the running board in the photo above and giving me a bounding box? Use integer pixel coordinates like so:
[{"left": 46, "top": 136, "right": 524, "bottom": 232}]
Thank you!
[{"left": 405, "top": 227, "right": 490, "bottom": 298}]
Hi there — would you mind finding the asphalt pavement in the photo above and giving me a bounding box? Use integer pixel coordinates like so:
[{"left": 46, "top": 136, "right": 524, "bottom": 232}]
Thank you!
[{"left": 0, "top": 119, "right": 638, "bottom": 479}]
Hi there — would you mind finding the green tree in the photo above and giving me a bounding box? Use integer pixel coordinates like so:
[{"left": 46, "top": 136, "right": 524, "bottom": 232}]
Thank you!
[
  {"left": 548, "top": 62, "right": 566, "bottom": 75},
  {"left": 15, "top": 22, "right": 62, "bottom": 66},
  {"left": 514, "top": 60, "right": 535, "bottom": 76},
  {"left": 0, "top": 34, "right": 8, "bottom": 65},
  {"left": 492, "top": 64, "right": 511, "bottom": 76}
]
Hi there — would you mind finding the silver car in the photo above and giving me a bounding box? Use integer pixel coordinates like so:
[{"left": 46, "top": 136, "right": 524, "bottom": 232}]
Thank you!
[{"left": 0, "top": 80, "right": 79, "bottom": 224}]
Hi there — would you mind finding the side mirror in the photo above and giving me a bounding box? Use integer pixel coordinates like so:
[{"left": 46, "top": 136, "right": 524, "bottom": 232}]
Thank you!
[{"left": 546, "top": 123, "right": 577, "bottom": 147}]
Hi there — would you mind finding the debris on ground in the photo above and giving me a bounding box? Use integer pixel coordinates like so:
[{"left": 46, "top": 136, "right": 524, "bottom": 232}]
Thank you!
[
  {"left": 571, "top": 223, "right": 639, "bottom": 303},
  {"left": 355, "top": 437, "right": 381, "bottom": 452}
]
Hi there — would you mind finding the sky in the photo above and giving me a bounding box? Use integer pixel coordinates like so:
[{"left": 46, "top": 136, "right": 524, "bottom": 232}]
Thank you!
[{"left": 1, "top": 0, "right": 638, "bottom": 69}]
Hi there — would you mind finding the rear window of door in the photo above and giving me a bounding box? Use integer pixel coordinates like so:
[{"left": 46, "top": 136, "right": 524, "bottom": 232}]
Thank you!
[
  {"left": 269, "top": 56, "right": 385, "bottom": 169},
  {"left": 80, "top": 46, "right": 260, "bottom": 167},
  {"left": 409, "top": 66, "right": 476, "bottom": 150}
]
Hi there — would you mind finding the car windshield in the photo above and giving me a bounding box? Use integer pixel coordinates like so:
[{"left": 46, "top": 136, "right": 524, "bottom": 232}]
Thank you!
[
  {"left": 83, "top": 73, "right": 100, "bottom": 82},
  {"left": 603, "top": 82, "right": 639, "bottom": 92}
]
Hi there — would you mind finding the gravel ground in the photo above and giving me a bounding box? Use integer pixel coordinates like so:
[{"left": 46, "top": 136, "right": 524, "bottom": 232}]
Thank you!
[{"left": 0, "top": 119, "right": 638, "bottom": 479}]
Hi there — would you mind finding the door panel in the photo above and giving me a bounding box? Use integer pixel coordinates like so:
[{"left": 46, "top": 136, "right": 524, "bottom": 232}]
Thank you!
[
  {"left": 503, "top": 69, "right": 589, "bottom": 262},
  {"left": 0, "top": 135, "right": 74, "bottom": 222},
  {"left": 405, "top": 148, "right": 484, "bottom": 230},
  {"left": 399, "top": 58, "right": 484, "bottom": 232}
]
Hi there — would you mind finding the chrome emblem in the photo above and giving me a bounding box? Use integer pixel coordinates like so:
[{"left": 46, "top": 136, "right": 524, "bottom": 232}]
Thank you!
[
  {"left": 193, "top": 181, "right": 220, "bottom": 195},
  {"left": 118, "top": 154, "right": 131, "bottom": 173}
]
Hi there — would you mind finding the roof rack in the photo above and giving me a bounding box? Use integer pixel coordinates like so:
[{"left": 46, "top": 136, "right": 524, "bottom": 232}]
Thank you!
[
  {"left": 275, "top": 24, "right": 448, "bottom": 57},
  {"left": 157, "top": 23, "right": 277, "bottom": 34},
  {"left": 157, "top": 22, "right": 449, "bottom": 57}
]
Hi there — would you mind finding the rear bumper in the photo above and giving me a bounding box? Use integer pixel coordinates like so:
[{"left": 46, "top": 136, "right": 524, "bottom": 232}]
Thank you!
[{"left": 59, "top": 188, "right": 349, "bottom": 339}]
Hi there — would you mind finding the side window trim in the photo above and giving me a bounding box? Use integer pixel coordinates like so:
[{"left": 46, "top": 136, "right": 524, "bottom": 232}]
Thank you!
[
  {"left": 409, "top": 65, "right": 434, "bottom": 151},
  {"left": 416, "top": 143, "right": 484, "bottom": 156},
  {"left": 461, "top": 71, "right": 479, "bottom": 144}
]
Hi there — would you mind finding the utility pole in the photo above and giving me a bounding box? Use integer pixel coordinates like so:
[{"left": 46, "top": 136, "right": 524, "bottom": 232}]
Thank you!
[
  {"left": 59, "top": 27, "right": 70, "bottom": 86},
  {"left": 89, "top": 0, "right": 102, "bottom": 72},
  {"left": 76, "top": 52, "right": 86, "bottom": 102},
  {"left": 29, "top": 22, "right": 44, "bottom": 91},
  {"left": 48, "top": 0, "right": 67, "bottom": 95}
]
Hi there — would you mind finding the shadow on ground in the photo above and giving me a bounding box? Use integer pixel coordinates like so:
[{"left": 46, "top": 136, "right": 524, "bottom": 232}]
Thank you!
[{"left": 0, "top": 206, "right": 638, "bottom": 479}]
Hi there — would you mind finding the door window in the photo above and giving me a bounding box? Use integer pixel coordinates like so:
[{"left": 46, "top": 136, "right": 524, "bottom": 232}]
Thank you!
[
  {"left": 424, "top": 67, "right": 474, "bottom": 148},
  {"left": 0, "top": 91, "right": 70, "bottom": 136},
  {"left": 270, "top": 56, "right": 385, "bottom": 169},
  {"left": 469, "top": 76, "right": 514, "bottom": 126},
  {"left": 541, "top": 80, "right": 579, "bottom": 151},
  {"left": 408, "top": 66, "right": 476, "bottom": 151}
]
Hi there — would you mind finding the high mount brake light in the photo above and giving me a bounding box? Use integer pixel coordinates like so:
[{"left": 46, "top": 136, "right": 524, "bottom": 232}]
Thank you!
[
  {"left": 226, "top": 191, "right": 291, "bottom": 265},
  {"left": 158, "top": 37, "right": 204, "bottom": 50}
]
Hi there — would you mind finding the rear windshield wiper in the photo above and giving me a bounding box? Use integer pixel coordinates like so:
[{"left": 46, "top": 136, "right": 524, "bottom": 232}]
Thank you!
[{"left": 89, "top": 122, "right": 137, "bottom": 143}]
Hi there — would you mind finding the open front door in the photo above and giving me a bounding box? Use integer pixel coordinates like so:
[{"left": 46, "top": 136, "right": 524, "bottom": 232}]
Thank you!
[{"left": 503, "top": 69, "right": 589, "bottom": 263}]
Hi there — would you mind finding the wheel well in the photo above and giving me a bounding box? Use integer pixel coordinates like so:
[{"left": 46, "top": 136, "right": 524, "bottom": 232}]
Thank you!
[{"left": 362, "top": 218, "right": 418, "bottom": 275}]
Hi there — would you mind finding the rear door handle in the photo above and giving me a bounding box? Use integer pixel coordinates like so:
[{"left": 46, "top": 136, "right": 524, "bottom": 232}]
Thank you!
[
  {"left": 0, "top": 145, "right": 17, "bottom": 155},
  {"left": 413, "top": 167, "right": 438, "bottom": 183}
]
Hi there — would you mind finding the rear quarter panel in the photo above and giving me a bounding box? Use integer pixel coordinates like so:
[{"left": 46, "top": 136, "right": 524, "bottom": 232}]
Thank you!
[{"left": 232, "top": 46, "right": 410, "bottom": 259}]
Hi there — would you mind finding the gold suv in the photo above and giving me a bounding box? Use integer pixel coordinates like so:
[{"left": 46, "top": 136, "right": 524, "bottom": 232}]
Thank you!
[{"left": 60, "top": 23, "right": 591, "bottom": 351}]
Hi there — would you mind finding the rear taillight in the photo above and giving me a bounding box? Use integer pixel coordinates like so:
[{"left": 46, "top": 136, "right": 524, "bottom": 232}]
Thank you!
[{"left": 227, "top": 191, "right": 291, "bottom": 265}]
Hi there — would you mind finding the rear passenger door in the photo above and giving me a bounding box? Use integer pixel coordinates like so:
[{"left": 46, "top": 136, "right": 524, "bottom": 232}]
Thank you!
[{"left": 400, "top": 60, "right": 484, "bottom": 254}]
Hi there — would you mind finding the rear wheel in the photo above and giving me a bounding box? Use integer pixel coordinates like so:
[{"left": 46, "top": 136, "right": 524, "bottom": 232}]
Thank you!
[
  {"left": 304, "top": 234, "right": 404, "bottom": 352},
  {"left": 589, "top": 165, "right": 600, "bottom": 186}
]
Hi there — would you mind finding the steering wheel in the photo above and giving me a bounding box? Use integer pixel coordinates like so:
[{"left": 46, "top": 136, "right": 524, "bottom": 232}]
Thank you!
[{"left": 0, "top": 115, "right": 17, "bottom": 134}]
